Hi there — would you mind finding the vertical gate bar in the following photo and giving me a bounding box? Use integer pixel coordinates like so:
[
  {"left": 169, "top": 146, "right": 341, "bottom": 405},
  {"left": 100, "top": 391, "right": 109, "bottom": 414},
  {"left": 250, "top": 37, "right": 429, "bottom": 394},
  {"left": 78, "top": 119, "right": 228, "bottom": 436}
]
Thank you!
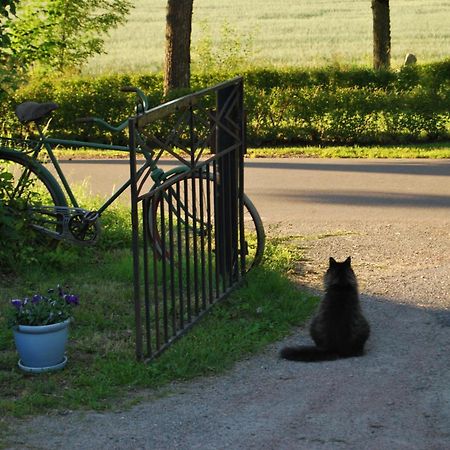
[
  {"left": 188, "top": 104, "right": 197, "bottom": 315},
  {"left": 160, "top": 196, "right": 169, "bottom": 343},
  {"left": 206, "top": 163, "right": 214, "bottom": 304},
  {"left": 213, "top": 159, "right": 220, "bottom": 298},
  {"left": 221, "top": 160, "right": 227, "bottom": 293},
  {"left": 184, "top": 177, "right": 192, "bottom": 322},
  {"left": 129, "top": 118, "right": 143, "bottom": 361},
  {"left": 199, "top": 169, "right": 207, "bottom": 310},
  {"left": 226, "top": 149, "right": 233, "bottom": 288},
  {"left": 232, "top": 89, "right": 240, "bottom": 282},
  {"left": 189, "top": 105, "right": 196, "bottom": 169},
  {"left": 168, "top": 187, "right": 177, "bottom": 336},
  {"left": 152, "top": 205, "right": 161, "bottom": 351},
  {"left": 238, "top": 80, "right": 246, "bottom": 276},
  {"left": 142, "top": 199, "right": 152, "bottom": 357},
  {"left": 176, "top": 181, "right": 185, "bottom": 329},
  {"left": 191, "top": 173, "right": 200, "bottom": 315},
  {"left": 238, "top": 177, "right": 245, "bottom": 276}
]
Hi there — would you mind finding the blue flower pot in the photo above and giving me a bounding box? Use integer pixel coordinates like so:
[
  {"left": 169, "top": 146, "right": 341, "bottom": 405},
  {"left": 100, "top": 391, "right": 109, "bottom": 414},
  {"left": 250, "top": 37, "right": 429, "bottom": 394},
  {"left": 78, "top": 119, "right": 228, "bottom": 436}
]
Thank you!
[{"left": 13, "top": 319, "right": 70, "bottom": 373}]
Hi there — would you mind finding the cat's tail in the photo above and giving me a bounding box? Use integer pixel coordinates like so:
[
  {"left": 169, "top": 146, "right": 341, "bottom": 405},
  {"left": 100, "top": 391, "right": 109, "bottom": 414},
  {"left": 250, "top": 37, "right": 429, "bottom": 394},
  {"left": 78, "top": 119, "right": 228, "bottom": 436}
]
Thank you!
[{"left": 279, "top": 345, "right": 339, "bottom": 362}]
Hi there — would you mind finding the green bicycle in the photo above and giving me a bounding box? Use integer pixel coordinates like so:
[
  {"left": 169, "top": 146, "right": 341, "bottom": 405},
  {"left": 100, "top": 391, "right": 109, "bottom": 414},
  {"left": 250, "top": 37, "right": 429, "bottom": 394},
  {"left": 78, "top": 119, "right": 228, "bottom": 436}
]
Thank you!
[{"left": 0, "top": 87, "right": 265, "bottom": 270}]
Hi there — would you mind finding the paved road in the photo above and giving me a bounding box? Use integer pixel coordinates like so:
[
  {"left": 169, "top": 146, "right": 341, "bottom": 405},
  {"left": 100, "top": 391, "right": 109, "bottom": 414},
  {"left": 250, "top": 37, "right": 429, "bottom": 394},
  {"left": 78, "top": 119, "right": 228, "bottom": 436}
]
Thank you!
[{"left": 57, "top": 158, "right": 450, "bottom": 233}]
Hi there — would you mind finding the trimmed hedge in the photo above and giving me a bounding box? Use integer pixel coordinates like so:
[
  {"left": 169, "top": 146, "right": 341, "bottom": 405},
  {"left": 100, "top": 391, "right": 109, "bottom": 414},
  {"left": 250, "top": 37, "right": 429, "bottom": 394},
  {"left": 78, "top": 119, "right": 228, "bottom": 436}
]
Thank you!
[
  {"left": 0, "top": 74, "right": 165, "bottom": 144},
  {"left": 1, "top": 61, "right": 449, "bottom": 146}
]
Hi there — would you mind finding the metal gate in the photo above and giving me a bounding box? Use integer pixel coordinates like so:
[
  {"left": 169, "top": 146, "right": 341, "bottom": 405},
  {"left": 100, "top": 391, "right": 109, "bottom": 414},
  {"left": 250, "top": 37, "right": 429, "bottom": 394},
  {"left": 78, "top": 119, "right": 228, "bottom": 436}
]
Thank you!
[{"left": 129, "top": 78, "right": 249, "bottom": 361}]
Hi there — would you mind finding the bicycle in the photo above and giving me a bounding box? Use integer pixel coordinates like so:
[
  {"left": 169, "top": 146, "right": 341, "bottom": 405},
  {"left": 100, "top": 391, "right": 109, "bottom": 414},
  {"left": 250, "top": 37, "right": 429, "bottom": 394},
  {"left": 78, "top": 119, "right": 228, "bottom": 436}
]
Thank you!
[{"left": 0, "top": 87, "right": 265, "bottom": 271}]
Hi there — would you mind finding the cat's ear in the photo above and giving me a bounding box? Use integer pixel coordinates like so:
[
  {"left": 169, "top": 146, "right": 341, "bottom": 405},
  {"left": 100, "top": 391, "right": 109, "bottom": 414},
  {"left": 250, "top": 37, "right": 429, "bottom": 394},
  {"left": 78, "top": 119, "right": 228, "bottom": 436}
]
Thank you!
[
  {"left": 329, "top": 257, "right": 337, "bottom": 266},
  {"left": 344, "top": 256, "right": 352, "bottom": 265}
]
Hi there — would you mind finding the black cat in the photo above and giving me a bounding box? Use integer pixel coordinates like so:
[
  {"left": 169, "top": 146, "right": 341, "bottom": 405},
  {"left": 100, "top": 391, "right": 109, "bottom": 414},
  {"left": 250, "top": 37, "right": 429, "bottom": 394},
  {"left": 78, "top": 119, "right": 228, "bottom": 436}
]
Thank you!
[{"left": 280, "top": 257, "right": 370, "bottom": 362}]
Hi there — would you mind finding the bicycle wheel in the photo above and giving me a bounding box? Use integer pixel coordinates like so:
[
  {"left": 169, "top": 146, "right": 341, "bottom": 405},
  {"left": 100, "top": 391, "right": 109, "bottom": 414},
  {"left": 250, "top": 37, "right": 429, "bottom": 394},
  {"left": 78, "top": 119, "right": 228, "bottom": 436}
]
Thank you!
[
  {"left": 0, "top": 148, "right": 67, "bottom": 241},
  {"left": 147, "top": 171, "right": 265, "bottom": 273},
  {"left": 240, "top": 192, "right": 265, "bottom": 269}
]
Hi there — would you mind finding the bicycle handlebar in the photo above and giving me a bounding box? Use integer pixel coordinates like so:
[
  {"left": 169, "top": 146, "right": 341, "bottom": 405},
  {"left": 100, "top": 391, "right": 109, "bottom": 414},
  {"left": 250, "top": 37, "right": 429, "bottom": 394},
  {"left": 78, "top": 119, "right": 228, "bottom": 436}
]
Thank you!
[
  {"left": 75, "top": 86, "right": 150, "bottom": 133},
  {"left": 121, "top": 86, "right": 150, "bottom": 112}
]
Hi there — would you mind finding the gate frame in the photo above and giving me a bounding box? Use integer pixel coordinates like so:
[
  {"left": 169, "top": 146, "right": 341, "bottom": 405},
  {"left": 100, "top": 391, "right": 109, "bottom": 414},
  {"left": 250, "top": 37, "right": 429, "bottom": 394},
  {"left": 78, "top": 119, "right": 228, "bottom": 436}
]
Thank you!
[{"left": 129, "top": 77, "right": 247, "bottom": 361}]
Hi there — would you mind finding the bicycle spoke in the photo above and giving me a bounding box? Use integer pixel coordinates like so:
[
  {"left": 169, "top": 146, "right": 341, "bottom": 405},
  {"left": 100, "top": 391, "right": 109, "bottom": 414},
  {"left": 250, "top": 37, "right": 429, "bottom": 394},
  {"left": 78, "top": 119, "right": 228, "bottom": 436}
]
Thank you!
[{"left": 1, "top": 150, "right": 68, "bottom": 244}]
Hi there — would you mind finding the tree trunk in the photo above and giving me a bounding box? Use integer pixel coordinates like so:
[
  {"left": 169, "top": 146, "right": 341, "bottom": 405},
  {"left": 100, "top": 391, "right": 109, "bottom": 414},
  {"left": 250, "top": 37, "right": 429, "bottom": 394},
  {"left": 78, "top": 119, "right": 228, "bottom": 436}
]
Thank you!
[
  {"left": 164, "top": 0, "right": 193, "bottom": 95},
  {"left": 372, "top": 0, "right": 391, "bottom": 70}
]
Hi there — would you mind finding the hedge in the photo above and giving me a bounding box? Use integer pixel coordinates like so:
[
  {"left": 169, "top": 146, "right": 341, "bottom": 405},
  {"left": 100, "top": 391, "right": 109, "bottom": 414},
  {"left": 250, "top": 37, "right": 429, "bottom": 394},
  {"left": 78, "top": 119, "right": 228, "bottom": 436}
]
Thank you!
[{"left": 1, "top": 61, "right": 449, "bottom": 146}]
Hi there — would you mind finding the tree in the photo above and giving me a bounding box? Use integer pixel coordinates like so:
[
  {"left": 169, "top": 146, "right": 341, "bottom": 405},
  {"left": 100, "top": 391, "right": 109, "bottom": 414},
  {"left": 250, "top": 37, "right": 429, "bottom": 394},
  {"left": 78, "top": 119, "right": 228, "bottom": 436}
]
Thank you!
[
  {"left": 9, "top": 0, "right": 132, "bottom": 73},
  {"left": 0, "top": 0, "right": 17, "bottom": 49},
  {"left": 372, "top": 0, "right": 391, "bottom": 70},
  {"left": 164, "top": 0, "right": 194, "bottom": 95},
  {"left": 0, "top": 0, "right": 20, "bottom": 94}
]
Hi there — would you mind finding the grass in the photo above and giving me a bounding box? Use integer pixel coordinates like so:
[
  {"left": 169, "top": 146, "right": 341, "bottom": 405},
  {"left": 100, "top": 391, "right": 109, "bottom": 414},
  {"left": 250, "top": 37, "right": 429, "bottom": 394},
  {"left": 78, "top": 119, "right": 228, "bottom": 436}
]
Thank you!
[
  {"left": 84, "top": 0, "right": 450, "bottom": 75},
  {"left": 0, "top": 193, "right": 317, "bottom": 434},
  {"left": 246, "top": 143, "right": 450, "bottom": 159},
  {"left": 52, "top": 142, "right": 450, "bottom": 161}
]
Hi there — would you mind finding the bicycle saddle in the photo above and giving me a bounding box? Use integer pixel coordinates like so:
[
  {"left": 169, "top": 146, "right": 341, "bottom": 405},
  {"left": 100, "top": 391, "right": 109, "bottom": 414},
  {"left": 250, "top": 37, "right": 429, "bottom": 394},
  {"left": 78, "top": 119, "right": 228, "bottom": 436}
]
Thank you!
[{"left": 15, "top": 101, "right": 59, "bottom": 124}]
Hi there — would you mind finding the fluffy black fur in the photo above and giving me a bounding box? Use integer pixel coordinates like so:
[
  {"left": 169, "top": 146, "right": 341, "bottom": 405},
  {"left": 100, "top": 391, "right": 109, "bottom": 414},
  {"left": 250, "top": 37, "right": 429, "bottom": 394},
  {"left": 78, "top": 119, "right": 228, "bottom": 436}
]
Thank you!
[{"left": 280, "top": 257, "right": 370, "bottom": 362}]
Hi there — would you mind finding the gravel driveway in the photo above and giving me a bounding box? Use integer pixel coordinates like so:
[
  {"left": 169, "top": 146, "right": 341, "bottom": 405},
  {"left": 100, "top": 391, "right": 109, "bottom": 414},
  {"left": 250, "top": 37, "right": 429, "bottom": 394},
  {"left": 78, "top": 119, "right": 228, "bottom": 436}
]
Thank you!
[{"left": 5, "top": 159, "right": 450, "bottom": 450}]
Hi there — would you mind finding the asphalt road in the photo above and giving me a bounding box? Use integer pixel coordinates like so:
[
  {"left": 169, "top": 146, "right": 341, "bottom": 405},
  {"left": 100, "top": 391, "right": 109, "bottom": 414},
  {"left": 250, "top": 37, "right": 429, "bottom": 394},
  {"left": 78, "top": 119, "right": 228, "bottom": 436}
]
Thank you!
[{"left": 56, "top": 157, "right": 450, "bottom": 233}]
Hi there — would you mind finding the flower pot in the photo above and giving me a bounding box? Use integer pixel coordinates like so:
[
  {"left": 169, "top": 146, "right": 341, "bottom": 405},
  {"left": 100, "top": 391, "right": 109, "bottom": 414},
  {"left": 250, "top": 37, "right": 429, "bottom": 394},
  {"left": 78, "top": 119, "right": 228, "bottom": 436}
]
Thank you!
[{"left": 13, "top": 319, "right": 70, "bottom": 373}]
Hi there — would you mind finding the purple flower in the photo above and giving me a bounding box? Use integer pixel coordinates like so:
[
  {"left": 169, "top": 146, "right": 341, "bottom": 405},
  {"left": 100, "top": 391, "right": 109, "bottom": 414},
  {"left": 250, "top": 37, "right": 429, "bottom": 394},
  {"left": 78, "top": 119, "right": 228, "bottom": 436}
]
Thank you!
[
  {"left": 65, "top": 294, "right": 79, "bottom": 305},
  {"left": 11, "top": 299, "right": 22, "bottom": 309},
  {"left": 32, "top": 294, "right": 43, "bottom": 304},
  {"left": 9, "top": 285, "right": 80, "bottom": 327}
]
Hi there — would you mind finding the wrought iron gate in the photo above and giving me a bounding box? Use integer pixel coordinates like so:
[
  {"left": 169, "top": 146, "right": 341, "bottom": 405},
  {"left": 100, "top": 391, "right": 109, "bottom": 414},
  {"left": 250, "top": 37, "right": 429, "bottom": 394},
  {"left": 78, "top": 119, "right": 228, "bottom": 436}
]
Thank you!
[{"left": 129, "top": 78, "right": 251, "bottom": 362}]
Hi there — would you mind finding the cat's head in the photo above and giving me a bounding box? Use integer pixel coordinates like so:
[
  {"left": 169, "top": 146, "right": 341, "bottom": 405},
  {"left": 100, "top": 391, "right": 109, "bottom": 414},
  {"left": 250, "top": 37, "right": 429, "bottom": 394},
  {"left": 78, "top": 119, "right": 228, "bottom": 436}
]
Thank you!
[{"left": 324, "top": 256, "right": 357, "bottom": 288}]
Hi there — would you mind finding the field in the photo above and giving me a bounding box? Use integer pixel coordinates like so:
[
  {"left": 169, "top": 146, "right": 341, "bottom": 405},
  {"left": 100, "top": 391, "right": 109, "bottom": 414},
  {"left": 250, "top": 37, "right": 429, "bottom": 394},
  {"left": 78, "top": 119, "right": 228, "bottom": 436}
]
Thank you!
[{"left": 84, "top": 0, "right": 450, "bottom": 75}]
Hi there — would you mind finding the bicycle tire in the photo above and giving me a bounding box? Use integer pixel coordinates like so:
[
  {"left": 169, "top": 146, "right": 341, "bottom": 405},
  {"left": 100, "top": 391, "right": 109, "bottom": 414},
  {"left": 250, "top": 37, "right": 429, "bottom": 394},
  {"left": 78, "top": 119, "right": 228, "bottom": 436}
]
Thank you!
[
  {"left": 239, "top": 192, "right": 265, "bottom": 269},
  {"left": 147, "top": 171, "right": 265, "bottom": 273},
  {"left": 0, "top": 148, "right": 67, "bottom": 241}
]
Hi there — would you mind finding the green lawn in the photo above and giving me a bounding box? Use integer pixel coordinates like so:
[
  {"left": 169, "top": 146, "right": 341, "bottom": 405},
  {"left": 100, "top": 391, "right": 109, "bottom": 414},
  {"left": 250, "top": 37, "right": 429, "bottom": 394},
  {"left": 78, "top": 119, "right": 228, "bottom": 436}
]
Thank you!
[
  {"left": 84, "top": 0, "right": 450, "bottom": 75},
  {"left": 0, "top": 196, "right": 317, "bottom": 427},
  {"left": 53, "top": 143, "right": 450, "bottom": 161},
  {"left": 246, "top": 143, "right": 450, "bottom": 159}
]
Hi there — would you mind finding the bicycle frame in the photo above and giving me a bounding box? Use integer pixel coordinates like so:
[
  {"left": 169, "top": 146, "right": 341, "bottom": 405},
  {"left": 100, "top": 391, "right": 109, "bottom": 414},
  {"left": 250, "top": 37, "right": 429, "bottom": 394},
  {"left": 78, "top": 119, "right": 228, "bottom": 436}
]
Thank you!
[{"left": 32, "top": 123, "right": 190, "bottom": 218}]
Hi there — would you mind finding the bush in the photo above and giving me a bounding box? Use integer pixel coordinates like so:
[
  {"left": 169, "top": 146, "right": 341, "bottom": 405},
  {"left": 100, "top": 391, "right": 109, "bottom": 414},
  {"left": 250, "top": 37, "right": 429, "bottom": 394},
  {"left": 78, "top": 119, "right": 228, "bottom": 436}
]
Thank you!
[
  {"left": 0, "top": 61, "right": 449, "bottom": 146},
  {"left": 0, "top": 170, "right": 37, "bottom": 271},
  {"left": 0, "top": 73, "right": 164, "bottom": 144},
  {"left": 0, "top": 179, "right": 133, "bottom": 275}
]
